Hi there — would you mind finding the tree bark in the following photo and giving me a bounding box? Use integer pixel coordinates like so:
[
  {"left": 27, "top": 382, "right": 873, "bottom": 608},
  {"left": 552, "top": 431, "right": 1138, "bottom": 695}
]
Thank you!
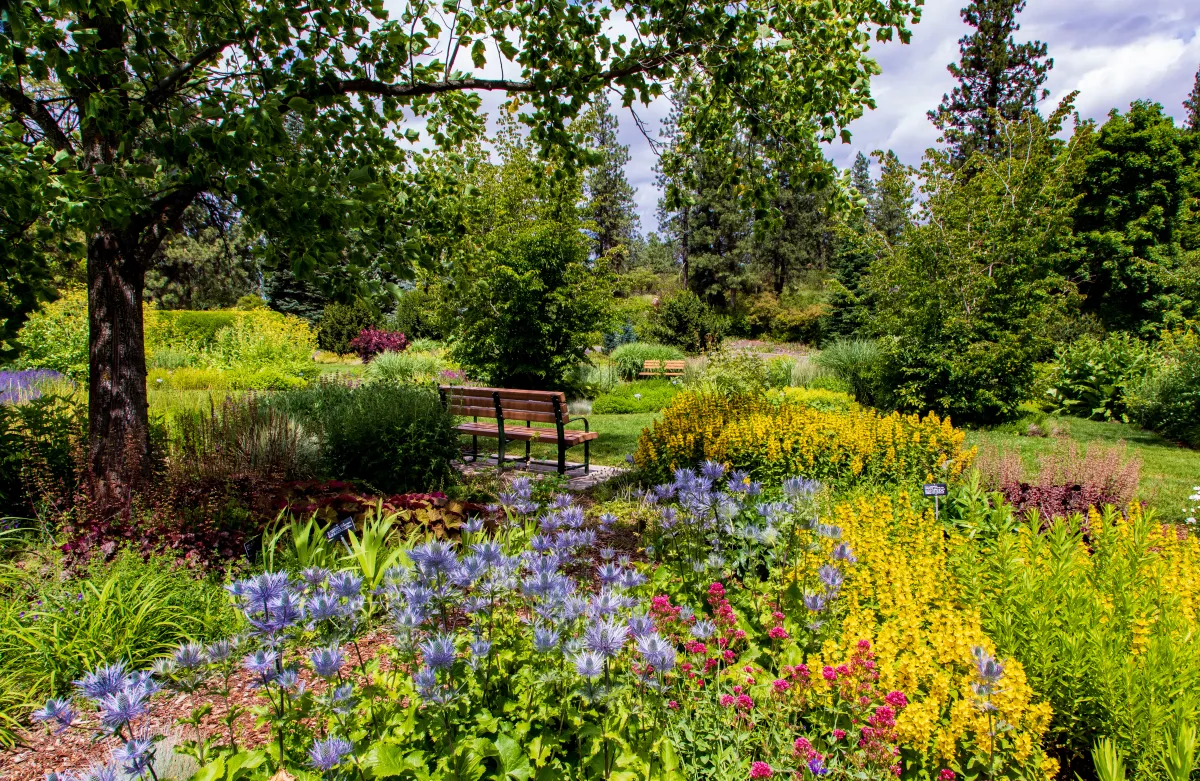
[{"left": 87, "top": 227, "right": 151, "bottom": 514}]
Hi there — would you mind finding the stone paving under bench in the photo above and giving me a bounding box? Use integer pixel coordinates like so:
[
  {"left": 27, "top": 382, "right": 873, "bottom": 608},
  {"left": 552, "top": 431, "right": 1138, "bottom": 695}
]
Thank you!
[{"left": 453, "top": 456, "right": 629, "bottom": 492}]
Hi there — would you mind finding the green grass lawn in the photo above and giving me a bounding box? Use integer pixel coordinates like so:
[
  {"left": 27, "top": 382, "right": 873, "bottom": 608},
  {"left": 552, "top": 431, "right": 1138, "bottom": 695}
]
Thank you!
[{"left": 965, "top": 414, "right": 1200, "bottom": 519}]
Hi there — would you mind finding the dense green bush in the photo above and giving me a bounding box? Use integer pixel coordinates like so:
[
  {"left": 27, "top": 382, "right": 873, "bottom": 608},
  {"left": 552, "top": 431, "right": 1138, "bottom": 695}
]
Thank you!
[
  {"left": 453, "top": 224, "right": 613, "bottom": 389},
  {"left": 815, "top": 339, "right": 883, "bottom": 406},
  {"left": 12, "top": 288, "right": 89, "bottom": 379},
  {"left": 1043, "top": 332, "right": 1155, "bottom": 420},
  {"left": 271, "top": 381, "right": 457, "bottom": 493},
  {"left": 646, "top": 290, "right": 725, "bottom": 353},
  {"left": 388, "top": 287, "right": 445, "bottom": 340},
  {"left": 0, "top": 391, "right": 85, "bottom": 517},
  {"left": 364, "top": 350, "right": 447, "bottom": 385},
  {"left": 0, "top": 548, "right": 237, "bottom": 701},
  {"left": 591, "top": 379, "right": 679, "bottom": 413},
  {"left": 318, "top": 299, "right": 379, "bottom": 354},
  {"left": 689, "top": 349, "right": 770, "bottom": 396},
  {"left": 1127, "top": 325, "right": 1200, "bottom": 446},
  {"left": 609, "top": 342, "right": 685, "bottom": 380}
]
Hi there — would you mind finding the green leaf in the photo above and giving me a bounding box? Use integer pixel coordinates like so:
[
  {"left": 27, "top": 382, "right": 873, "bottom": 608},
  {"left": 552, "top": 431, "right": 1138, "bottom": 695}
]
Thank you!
[{"left": 494, "top": 732, "right": 533, "bottom": 780}]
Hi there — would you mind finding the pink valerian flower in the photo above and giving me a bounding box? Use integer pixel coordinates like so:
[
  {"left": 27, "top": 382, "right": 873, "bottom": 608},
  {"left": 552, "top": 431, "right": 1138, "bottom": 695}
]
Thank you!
[
  {"left": 938, "top": 770, "right": 956, "bottom": 781},
  {"left": 720, "top": 694, "right": 736, "bottom": 708},
  {"left": 708, "top": 582, "right": 726, "bottom": 599},
  {"left": 789, "top": 664, "right": 810, "bottom": 681},
  {"left": 772, "top": 611, "right": 785, "bottom": 623},
  {"left": 722, "top": 650, "right": 735, "bottom": 663},
  {"left": 668, "top": 700, "right": 680, "bottom": 710},
  {"left": 793, "top": 737, "right": 815, "bottom": 759},
  {"left": 772, "top": 678, "right": 791, "bottom": 694},
  {"left": 733, "top": 629, "right": 747, "bottom": 640},
  {"left": 732, "top": 685, "right": 744, "bottom": 694},
  {"left": 768, "top": 626, "right": 789, "bottom": 640},
  {"left": 749, "top": 762, "right": 774, "bottom": 778},
  {"left": 821, "top": 666, "right": 837, "bottom": 682},
  {"left": 870, "top": 705, "right": 896, "bottom": 729},
  {"left": 735, "top": 694, "right": 754, "bottom": 710},
  {"left": 857, "top": 639, "right": 872, "bottom": 652},
  {"left": 885, "top": 690, "right": 908, "bottom": 709},
  {"left": 685, "top": 641, "right": 707, "bottom": 655},
  {"left": 704, "top": 657, "right": 720, "bottom": 673},
  {"left": 833, "top": 729, "right": 847, "bottom": 740}
]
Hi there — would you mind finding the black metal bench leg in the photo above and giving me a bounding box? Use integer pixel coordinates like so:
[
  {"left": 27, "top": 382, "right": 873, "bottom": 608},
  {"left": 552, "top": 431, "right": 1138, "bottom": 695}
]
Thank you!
[
  {"left": 472, "top": 434, "right": 478, "bottom": 462},
  {"left": 498, "top": 435, "right": 506, "bottom": 473},
  {"left": 557, "top": 441, "right": 566, "bottom": 475},
  {"left": 584, "top": 439, "right": 590, "bottom": 474}
]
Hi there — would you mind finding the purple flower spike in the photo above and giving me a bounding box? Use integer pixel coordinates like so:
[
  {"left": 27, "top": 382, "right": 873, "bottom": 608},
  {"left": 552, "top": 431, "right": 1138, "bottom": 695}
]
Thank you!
[{"left": 309, "top": 736, "right": 353, "bottom": 772}]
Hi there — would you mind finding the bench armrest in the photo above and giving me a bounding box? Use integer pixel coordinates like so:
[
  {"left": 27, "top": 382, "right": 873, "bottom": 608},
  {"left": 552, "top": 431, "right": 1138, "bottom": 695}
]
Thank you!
[{"left": 565, "top": 416, "right": 590, "bottom": 433}]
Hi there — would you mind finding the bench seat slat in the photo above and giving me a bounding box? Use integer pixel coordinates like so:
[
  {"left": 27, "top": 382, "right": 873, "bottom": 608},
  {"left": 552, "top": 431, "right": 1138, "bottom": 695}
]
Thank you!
[
  {"left": 454, "top": 422, "right": 598, "bottom": 444},
  {"left": 442, "top": 386, "right": 566, "bottom": 403}
]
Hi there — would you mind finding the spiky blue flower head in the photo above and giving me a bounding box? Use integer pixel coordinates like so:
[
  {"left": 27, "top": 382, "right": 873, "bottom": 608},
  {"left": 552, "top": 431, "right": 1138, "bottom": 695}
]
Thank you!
[
  {"left": 572, "top": 650, "right": 605, "bottom": 679},
  {"left": 497, "top": 491, "right": 521, "bottom": 508},
  {"left": 300, "top": 566, "right": 331, "bottom": 589},
  {"left": 831, "top": 542, "right": 857, "bottom": 563},
  {"left": 529, "top": 533, "right": 556, "bottom": 553},
  {"left": 585, "top": 616, "right": 630, "bottom": 659},
  {"left": 32, "top": 697, "right": 76, "bottom": 733},
  {"left": 328, "top": 571, "right": 364, "bottom": 600},
  {"left": 113, "top": 733, "right": 154, "bottom": 777},
  {"left": 468, "top": 638, "right": 492, "bottom": 668},
  {"left": 98, "top": 682, "right": 153, "bottom": 733},
  {"left": 690, "top": 620, "right": 716, "bottom": 640},
  {"left": 672, "top": 467, "right": 696, "bottom": 489},
  {"left": 972, "top": 646, "right": 1005, "bottom": 685},
  {"left": 598, "top": 513, "right": 617, "bottom": 530},
  {"left": 599, "top": 547, "right": 616, "bottom": 562},
  {"left": 745, "top": 481, "right": 763, "bottom": 497},
  {"left": 173, "top": 642, "right": 207, "bottom": 671},
  {"left": 81, "top": 761, "right": 121, "bottom": 781},
  {"left": 588, "top": 589, "right": 624, "bottom": 618},
  {"left": 523, "top": 571, "right": 568, "bottom": 600},
  {"left": 659, "top": 507, "right": 678, "bottom": 529},
  {"left": 807, "top": 756, "right": 829, "bottom": 776},
  {"left": 75, "top": 661, "right": 130, "bottom": 702},
  {"left": 408, "top": 541, "right": 457, "bottom": 574},
  {"left": 618, "top": 569, "right": 646, "bottom": 590},
  {"left": 253, "top": 589, "right": 304, "bottom": 636},
  {"left": 802, "top": 590, "right": 829, "bottom": 613},
  {"left": 700, "top": 460, "right": 727, "bottom": 482},
  {"left": 560, "top": 506, "right": 584, "bottom": 529},
  {"left": 636, "top": 633, "right": 676, "bottom": 672},
  {"left": 205, "top": 638, "right": 236, "bottom": 664},
  {"left": 331, "top": 682, "right": 356, "bottom": 714},
  {"left": 412, "top": 666, "right": 438, "bottom": 697},
  {"left": 462, "top": 516, "right": 485, "bottom": 534},
  {"left": 818, "top": 564, "right": 844, "bottom": 591},
  {"left": 627, "top": 614, "right": 655, "bottom": 637},
  {"left": 561, "top": 594, "right": 589, "bottom": 621},
  {"left": 653, "top": 483, "right": 677, "bottom": 502},
  {"left": 243, "top": 650, "right": 279, "bottom": 688},
  {"left": 533, "top": 626, "right": 560, "bottom": 653},
  {"left": 239, "top": 571, "right": 291, "bottom": 612},
  {"left": 510, "top": 476, "right": 533, "bottom": 500},
  {"left": 677, "top": 605, "right": 695, "bottom": 622},
  {"left": 783, "top": 476, "right": 821, "bottom": 498},
  {"left": 310, "top": 645, "right": 344, "bottom": 678},
  {"left": 814, "top": 523, "right": 843, "bottom": 540},
  {"left": 392, "top": 605, "right": 425, "bottom": 636},
  {"left": 306, "top": 590, "right": 345, "bottom": 625},
  {"left": 472, "top": 540, "right": 503, "bottom": 565},
  {"left": 420, "top": 633, "right": 458, "bottom": 669},
  {"left": 452, "top": 555, "right": 489, "bottom": 587},
  {"left": 277, "top": 668, "right": 302, "bottom": 692},
  {"left": 463, "top": 596, "right": 489, "bottom": 615},
  {"left": 596, "top": 562, "right": 622, "bottom": 585},
  {"left": 574, "top": 529, "right": 597, "bottom": 548},
  {"left": 309, "top": 736, "right": 353, "bottom": 773}
]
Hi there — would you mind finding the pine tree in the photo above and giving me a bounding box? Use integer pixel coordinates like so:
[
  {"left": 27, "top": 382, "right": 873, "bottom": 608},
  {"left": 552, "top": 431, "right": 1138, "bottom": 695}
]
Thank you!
[
  {"left": 584, "top": 96, "right": 640, "bottom": 268},
  {"left": 929, "top": 0, "right": 1052, "bottom": 161},
  {"left": 850, "top": 152, "right": 875, "bottom": 211},
  {"left": 1184, "top": 65, "right": 1200, "bottom": 131},
  {"left": 868, "top": 151, "right": 915, "bottom": 241}
]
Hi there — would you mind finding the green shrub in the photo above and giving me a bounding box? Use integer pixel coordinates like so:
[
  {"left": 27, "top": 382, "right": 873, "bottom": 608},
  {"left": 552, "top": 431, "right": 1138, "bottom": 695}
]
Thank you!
[
  {"left": 364, "top": 350, "right": 446, "bottom": 385},
  {"left": 1127, "top": 325, "right": 1200, "bottom": 446},
  {"left": 13, "top": 288, "right": 89, "bottom": 379},
  {"left": 167, "top": 310, "right": 238, "bottom": 343},
  {"left": 236, "top": 294, "right": 267, "bottom": 310},
  {"left": 271, "top": 381, "right": 457, "bottom": 493},
  {"left": 592, "top": 380, "right": 679, "bottom": 414},
  {"left": 815, "top": 339, "right": 883, "bottom": 405},
  {"left": 610, "top": 342, "right": 685, "bottom": 381},
  {"left": 1043, "top": 333, "right": 1155, "bottom": 420},
  {"left": 806, "top": 374, "right": 851, "bottom": 393},
  {"left": 765, "top": 357, "right": 797, "bottom": 389},
  {"left": 453, "top": 224, "right": 613, "bottom": 389},
  {"left": 170, "top": 395, "right": 320, "bottom": 483},
  {"left": 388, "top": 288, "right": 445, "bottom": 340},
  {"left": 0, "top": 391, "right": 85, "bottom": 517},
  {"left": 646, "top": 290, "right": 725, "bottom": 353},
  {"left": 0, "top": 548, "right": 237, "bottom": 700},
  {"left": 146, "top": 308, "right": 317, "bottom": 372},
  {"left": 688, "top": 348, "right": 769, "bottom": 396},
  {"left": 318, "top": 299, "right": 379, "bottom": 354}
]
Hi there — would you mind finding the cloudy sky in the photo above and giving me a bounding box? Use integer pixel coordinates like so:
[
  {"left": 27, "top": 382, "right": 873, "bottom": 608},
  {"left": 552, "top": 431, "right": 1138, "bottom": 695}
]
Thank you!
[{"left": 603, "top": 0, "right": 1200, "bottom": 231}]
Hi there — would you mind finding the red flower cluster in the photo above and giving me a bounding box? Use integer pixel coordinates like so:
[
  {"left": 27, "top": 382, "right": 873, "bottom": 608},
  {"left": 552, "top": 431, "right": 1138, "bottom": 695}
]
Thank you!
[
  {"left": 749, "top": 761, "right": 774, "bottom": 778},
  {"left": 349, "top": 327, "right": 408, "bottom": 361}
]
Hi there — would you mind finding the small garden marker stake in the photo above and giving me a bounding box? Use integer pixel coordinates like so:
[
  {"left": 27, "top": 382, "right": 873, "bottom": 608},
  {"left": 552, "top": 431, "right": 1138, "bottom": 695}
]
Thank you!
[{"left": 923, "top": 482, "right": 948, "bottom": 521}]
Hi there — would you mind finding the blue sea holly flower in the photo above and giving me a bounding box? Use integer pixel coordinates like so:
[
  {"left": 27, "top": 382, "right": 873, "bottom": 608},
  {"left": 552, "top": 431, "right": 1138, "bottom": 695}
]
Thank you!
[
  {"left": 818, "top": 564, "right": 844, "bottom": 591},
  {"left": 113, "top": 734, "right": 154, "bottom": 777},
  {"left": 598, "top": 513, "right": 617, "bottom": 530},
  {"left": 690, "top": 620, "right": 716, "bottom": 640},
  {"left": 473, "top": 541, "right": 503, "bottom": 565},
  {"left": 599, "top": 547, "right": 616, "bottom": 561},
  {"left": 408, "top": 541, "right": 457, "bottom": 574},
  {"left": 32, "top": 697, "right": 76, "bottom": 732},
  {"left": 307, "top": 591, "right": 345, "bottom": 625},
  {"left": 972, "top": 646, "right": 1005, "bottom": 684},
  {"left": 677, "top": 606, "right": 695, "bottom": 622},
  {"left": 239, "top": 571, "right": 291, "bottom": 612},
  {"left": 243, "top": 650, "right": 279, "bottom": 687},
  {"left": 310, "top": 645, "right": 344, "bottom": 678},
  {"left": 462, "top": 516, "right": 485, "bottom": 534},
  {"left": 700, "top": 460, "right": 726, "bottom": 482},
  {"left": 75, "top": 661, "right": 130, "bottom": 702},
  {"left": 413, "top": 666, "right": 438, "bottom": 697},
  {"left": 172, "top": 642, "right": 207, "bottom": 670},
  {"left": 596, "top": 562, "right": 622, "bottom": 585},
  {"left": 627, "top": 614, "right": 655, "bottom": 637},
  {"left": 783, "top": 476, "right": 821, "bottom": 498},
  {"left": 300, "top": 567, "right": 331, "bottom": 589},
  {"left": 618, "top": 569, "right": 646, "bottom": 589},
  {"left": 802, "top": 590, "right": 829, "bottom": 613},
  {"left": 309, "top": 736, "right": 353, "bottom": 773},
  {"left": 277, "top": 668, "right": 302, "bottom": 692},
  {"left": 205, "top": 638, "right": 236, "bottom": 664},
  {"left": 468, "top": 639, "right": 492, "bottom": 668},
  {"left": 636, "top": 634, "right": 676, "bottom": 672},
  {"left": 588, "top": 589, "right": 624, "bottom": 618},
  {"left": 533, "top": 626, "right": 560, "bottom": 654},
  {"left": 328, "top": 571, "right": 364, "bottom": 599},
  {"left": 331, "top": 683, "right": 356, "bottom": 714},
  {"left": 82, "top": 762, "right": 121, "bottom": 781},
  {"left": 585, "top": 616, "right": 630, "bottom": 659},
  {"left": 831, "top": 542, "right": 857, "bottom": 563},
  {"left": 572, "top": 650, "right": 605, "bottom": 679},
  {"left": 98, "top": 682, "right": 152, "bottom": 732},
  {"left": 420, "top": 633, "right": 458, "bottom": 669}
]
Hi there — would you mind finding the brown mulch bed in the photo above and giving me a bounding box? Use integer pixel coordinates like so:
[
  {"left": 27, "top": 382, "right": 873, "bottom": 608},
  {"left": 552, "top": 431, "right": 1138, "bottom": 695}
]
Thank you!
[{"left": 0, "top": 632, "right": 398, "bottom": 781}]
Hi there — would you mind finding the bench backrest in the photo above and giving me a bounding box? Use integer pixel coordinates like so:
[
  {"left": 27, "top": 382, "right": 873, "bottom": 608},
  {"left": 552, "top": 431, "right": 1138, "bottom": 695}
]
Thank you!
[
  {"left": 438, "top": 386, "right": 570, "bottom": 424},
  {"left": 642, "top": 360, "right": 686, "bottom": 372}
]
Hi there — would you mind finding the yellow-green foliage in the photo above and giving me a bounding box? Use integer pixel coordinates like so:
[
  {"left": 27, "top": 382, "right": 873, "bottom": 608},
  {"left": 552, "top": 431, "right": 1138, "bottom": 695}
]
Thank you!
[
  {"left": 955, "top": 505, "right": 1200, "bottom": 779},
  {"left": 810, "top": 494, "right": 1057, "bottom": 778},
  {"left": 634, "top": 390, "right": 974, "bottom": 487},
  {"left": 13, "top": 288, "right": 89, "bottom": 379},
  {"left": 778, "top": 386, "right": 856, "bottom": 411}
]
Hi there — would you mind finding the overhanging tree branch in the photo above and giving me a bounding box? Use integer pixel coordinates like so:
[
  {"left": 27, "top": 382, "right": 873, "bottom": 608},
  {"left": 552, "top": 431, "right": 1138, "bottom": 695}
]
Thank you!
[
  {"left": 0, "top": 83, "right": 74, "bottom": 152},
  {"left": 141, "top": 40, "right": 235, "bottom": 108}
]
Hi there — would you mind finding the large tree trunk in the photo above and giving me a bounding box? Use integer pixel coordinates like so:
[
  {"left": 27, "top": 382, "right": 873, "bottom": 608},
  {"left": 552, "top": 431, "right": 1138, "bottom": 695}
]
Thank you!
[{"left": 87, "top": 228, "right": 151, "bottom": 515}]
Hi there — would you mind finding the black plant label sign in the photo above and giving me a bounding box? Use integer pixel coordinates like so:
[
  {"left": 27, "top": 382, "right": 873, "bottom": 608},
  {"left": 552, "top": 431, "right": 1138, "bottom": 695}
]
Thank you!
[
  {"left": 325, "top": 517, "right": 356, "bottom": 543},
  {"left": 922, "top": 483, "right": 948, "bottom": 497}
]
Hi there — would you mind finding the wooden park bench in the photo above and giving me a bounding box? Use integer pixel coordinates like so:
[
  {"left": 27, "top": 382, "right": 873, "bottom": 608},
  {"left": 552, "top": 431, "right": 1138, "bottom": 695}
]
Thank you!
[
  {"left": 438, "top": 386, "right": 597, "bottom": 475},
  {"left": 638, "top": 359, "right": 686, "bottom": 378}
]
